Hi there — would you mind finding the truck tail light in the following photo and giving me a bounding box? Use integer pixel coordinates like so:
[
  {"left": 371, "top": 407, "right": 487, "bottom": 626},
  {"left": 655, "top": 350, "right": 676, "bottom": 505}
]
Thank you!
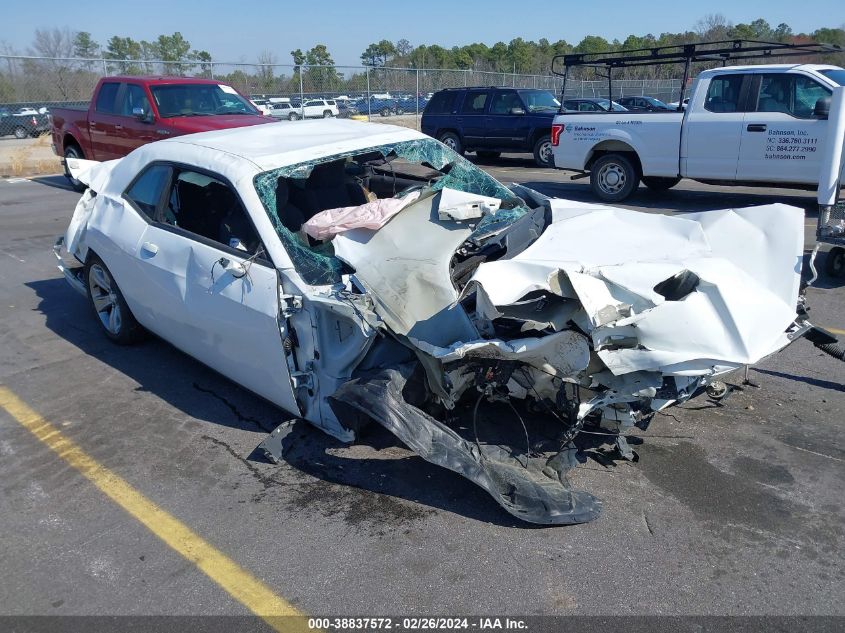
[
  {"left": 31, "top": 116, "right": 37, "bottom": 126},
  {"left": 551, "top": 124, "right": 564, "bottom": 146}
]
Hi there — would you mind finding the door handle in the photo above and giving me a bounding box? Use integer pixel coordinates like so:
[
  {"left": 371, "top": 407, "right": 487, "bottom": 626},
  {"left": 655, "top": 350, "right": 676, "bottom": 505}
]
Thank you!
[
  {"left": 140, "top": 241, "right": 158, "bottom": 256},
  {"left": 747, "top": 124, "right": 767, "bottom": 132}
]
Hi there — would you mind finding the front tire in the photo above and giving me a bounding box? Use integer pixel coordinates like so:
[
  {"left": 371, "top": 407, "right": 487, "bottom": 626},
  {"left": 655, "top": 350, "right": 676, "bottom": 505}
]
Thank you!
[
  {"left": 323, "top": 110, "right": 332, "bottom": 118},
  {"left": 14, "top": 126, "right": 27, "bottom": 139},
  {"left": 438, "top": 132, "right": 463, "bottom": 155},
  {"left": 642, "top": 176, "right": 681, "bottom": 192},
  {"left": 590, "top": 153, "right": 640, "bottom": 202},
  {"left": 288, "top": 112, "right": 300, "bottom": 121},
  {"left": 85, "top": 254, "right": 143, "bottom": 344},
  {"left": 63, "top": 145, "right": 87, "bottom": 192},
  {"left": 825, "top": 247, "right": 845, "bottom": 278},
  {"left": 533, "top": 134, "right": 553, "bottom": 167}
]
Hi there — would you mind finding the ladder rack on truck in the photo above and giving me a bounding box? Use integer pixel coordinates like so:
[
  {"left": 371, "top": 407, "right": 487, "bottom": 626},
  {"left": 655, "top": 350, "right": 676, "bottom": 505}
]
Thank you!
[{"left": 551, "top": 39, "right": 843, "bottom": 108}]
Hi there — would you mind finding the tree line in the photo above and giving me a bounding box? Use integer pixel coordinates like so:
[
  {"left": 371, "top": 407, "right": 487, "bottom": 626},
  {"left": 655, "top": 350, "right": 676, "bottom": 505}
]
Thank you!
[{"left": 1, "top": 16, "right": 843, "bottom": 103}]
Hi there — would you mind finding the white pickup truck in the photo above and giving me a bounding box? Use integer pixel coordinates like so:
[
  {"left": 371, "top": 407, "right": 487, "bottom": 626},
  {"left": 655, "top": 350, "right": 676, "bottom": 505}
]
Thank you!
[{"left": 551, "top": 64, "right": 845, "bottom": 201}]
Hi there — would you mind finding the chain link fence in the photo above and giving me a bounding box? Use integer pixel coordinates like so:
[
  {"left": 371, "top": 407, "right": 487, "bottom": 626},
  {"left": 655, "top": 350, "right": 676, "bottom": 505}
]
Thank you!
[{"left": 0, "top": 55, "right": 683, "bottom": 124}]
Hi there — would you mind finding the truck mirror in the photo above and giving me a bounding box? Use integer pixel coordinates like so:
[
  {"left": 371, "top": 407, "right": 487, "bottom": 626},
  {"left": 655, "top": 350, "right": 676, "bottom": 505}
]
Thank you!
[
  {"left": 814, "top": 97, "right": 831, "bottom": 119},
  {"left": 132, "top": 107, "right": 153, "bottom": 123}
]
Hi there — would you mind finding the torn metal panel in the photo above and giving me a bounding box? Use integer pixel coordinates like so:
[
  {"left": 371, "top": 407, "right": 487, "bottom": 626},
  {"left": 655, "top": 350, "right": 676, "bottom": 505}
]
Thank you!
[
  {"left": 329, "top": 364, "right": 602, "bottom": 525},
  {"left": 333, "top": 193, "right": 478, "bottom": 348}
]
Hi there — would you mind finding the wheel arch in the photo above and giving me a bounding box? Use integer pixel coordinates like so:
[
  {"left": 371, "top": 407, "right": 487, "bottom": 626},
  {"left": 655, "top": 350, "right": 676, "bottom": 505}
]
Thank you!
[{"left": 585, "top": 139, "right": 642, "bottom": 175}]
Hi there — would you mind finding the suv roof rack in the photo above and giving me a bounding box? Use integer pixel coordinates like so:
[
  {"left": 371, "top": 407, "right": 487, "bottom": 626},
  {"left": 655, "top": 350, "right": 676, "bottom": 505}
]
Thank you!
[{"left": 552, "top": 39, "right": 842, "bottom": 108}]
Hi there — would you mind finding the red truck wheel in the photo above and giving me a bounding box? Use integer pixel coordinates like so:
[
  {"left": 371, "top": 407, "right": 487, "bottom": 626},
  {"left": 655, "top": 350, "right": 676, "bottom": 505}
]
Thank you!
[{"left": 63, "top": 146, "right": 87, "bottom": 192}]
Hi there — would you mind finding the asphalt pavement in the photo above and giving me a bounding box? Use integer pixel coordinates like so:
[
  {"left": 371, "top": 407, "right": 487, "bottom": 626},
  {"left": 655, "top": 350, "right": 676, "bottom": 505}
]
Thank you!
[{"left": 0, "top": 164, "right": 843, "bottom": 623}]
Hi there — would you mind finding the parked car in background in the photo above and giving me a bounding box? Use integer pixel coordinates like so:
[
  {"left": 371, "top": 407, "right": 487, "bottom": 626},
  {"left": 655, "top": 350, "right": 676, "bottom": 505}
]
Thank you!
[
  {"left": 561, "top": 98, "right": 628, "bottom": 112},
  {"left": 50, "top": 76, "right": 275, "bottom": 190},
  {"left": 667, "top": 97, "right": 690, "bottom": 109},
  {"left": 552, "top": 63, "right": 845, "bottom": 202},
  {"left": 298, "top": 99, "right": 339, "bottom": 118},
  {"left": 616, "top": 96, "right": 674, "bottom": 111},
  {"left": 336, "top": 101, "right": 360, "bottom": 118},
  {"left": 0, "top": 108, "right": 50, "bottom": 138},
  {"left": 421, "top": 87, "right": 560, "bottom": 166},
  {"left": 269, "top": 102, "right": 300, "bottom": 120}
]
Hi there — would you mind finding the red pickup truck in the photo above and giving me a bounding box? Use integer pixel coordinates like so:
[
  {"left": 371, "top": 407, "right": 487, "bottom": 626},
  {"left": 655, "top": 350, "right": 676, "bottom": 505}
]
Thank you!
[{"left": 51, "top": 76, "right": 276, "bottom": 189}]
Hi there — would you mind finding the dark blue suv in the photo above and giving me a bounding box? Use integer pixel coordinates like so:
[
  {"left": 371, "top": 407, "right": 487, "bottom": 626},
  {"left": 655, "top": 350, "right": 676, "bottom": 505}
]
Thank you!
[{"left": 421, "top": 87, "right": 559, "bottom": 167}]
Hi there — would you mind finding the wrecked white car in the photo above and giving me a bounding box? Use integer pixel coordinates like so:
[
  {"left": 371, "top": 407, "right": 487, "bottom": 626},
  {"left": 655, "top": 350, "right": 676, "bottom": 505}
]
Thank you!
[{"left": 55, "top": 120, "right": 814, "bottom": 524}]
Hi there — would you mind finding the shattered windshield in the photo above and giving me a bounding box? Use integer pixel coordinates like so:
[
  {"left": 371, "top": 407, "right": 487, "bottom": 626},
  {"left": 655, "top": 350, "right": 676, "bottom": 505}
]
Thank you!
[{"left": 253, "top": 138, "right": 528, "bottom": 285}]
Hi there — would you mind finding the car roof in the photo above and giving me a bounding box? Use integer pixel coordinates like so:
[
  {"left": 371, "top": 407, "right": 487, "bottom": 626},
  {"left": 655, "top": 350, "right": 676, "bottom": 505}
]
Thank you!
[
  {"left": 104, "top": 76, "right": 239, "bottom": 86},
  {"left": 157, "top": 119, "right": 426, "bottom": 173},
  {"left": 697, "top": 63, "right": 843, "bottom": 76}
]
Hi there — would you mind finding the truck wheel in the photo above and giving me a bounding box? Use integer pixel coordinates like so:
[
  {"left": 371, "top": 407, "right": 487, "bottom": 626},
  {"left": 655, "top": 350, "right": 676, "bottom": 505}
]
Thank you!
[
  {"left": 85, "top": 254, "right": 144, "bottom": 344},
  {"left": 14, "top": 126, "right": 27, "bottom": 139},
  {"left": 63, "top": 145, "right": 87, "bottom": 192},
  {"left": 825, "top": 247, "right": 845, "bottom": 278},
  {"left": 288, "top": 112, "right": 299, "bottom": 121},
  {"left": 323, "top": 110, "right": 333, "bottom": 118},
  {"left": 590, "top": 153, "right": 639, "bottom": 202},
  {"left": 642, "top": 176, "right": 681, "bottom": 192},
  {"left": 439, "top": 132, "right": 463, "bottom": 155},
  {"left": 533, "top": 135, "right": 553, "bottom": 167}
]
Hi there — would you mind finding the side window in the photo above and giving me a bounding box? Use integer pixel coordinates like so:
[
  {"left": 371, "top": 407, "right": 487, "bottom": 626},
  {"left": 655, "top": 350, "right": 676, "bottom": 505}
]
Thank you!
[
  {"left": 163, "top": 170, "right": 261, "bottom": 254},
  {"left": 792, "top": 76, "right": 830, "bottom": 118},
  {"left": 120, "top": 84, "right": 152, "bottom": 117},
  {"left": 95, "top": 82, "right": 120, "bottom": 114},
  {"left": 705, "top": 75, "right": 745, "bottom": 113},
  {"left": 124, "top": 164, "right": 171, "bottom": 220},
  {"left": 489, "top": 91, "right": 520, "bottom": 114},
  {"left": 425, "top": 91, "right": 458, "bottom": 114},
  {"left": 462, "top": 91, "right": 488, "bottom": 114}
]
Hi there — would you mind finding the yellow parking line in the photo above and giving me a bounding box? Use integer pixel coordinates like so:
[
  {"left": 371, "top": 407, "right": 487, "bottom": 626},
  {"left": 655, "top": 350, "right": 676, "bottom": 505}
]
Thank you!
[
  {"left": 825, "top": 327, "right": 845, "bottom": 336},
  {"left": 0, "top": 386, "right": 308, "bottom": 633}
]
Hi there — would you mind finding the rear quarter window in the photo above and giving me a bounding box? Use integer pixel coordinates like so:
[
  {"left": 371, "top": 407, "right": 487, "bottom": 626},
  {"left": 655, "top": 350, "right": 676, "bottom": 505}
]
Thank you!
[
  {"left": 425, "top": 91, "right": 460, "bottom": 115},
  {"left": 95, "top": 82, "right": 120, "bottom": 114}
]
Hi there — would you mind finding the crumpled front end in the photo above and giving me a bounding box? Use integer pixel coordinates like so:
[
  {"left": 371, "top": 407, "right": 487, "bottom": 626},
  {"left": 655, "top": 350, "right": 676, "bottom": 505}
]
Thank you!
[
  {"left": 252, "top": 140, "right": 805, "bottom": 525},
  {"left": 320, "top": 192, "right": 804, "bottom": 524}
]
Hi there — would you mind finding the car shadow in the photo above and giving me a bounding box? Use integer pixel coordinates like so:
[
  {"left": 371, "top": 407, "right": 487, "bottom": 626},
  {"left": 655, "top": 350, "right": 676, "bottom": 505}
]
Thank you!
[{"left": 26, "top": 275, "right": 575, "bottom": 527}]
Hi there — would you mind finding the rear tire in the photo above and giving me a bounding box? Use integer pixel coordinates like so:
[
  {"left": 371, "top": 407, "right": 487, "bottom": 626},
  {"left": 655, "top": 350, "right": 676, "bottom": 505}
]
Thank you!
[
  {"left": 63, "top": 145, "right": 87, "bottom": 192},
  {"left": 825, "top": 247, "right": 845, "bottom": 278},
  {"left": 438, "top": 132, "right": 463, "bottom": 156},
  {"left": 590, "top": 153, "right": 640, "bottom": 202},
  {"left": 533, "top": 134, "right": 553, "bottom": 167},
  {"left": 642, "top": 176, "right": 681, "bottom": 192},
  {"left": 85, "top": 254, "right": 144, "bottom": 344},
  {"left": 323, "top": 110, "right": 332, "bottom": 118},
  {"left": 288, "top": 112, "right": 300, "bottom": 121}
]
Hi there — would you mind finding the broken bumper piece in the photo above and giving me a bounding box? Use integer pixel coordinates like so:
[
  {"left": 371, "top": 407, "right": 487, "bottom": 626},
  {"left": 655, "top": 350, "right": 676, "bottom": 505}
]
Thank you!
[{"left": 329, "top": 364, "right": 602, "bottom": 525}]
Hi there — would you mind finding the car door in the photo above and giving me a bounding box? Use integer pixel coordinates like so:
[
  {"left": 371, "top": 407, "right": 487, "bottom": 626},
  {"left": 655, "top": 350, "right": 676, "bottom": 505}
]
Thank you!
[
  {"left": 483, "top": 90, "right": 526, "bottom": 150},
  {"left": 88, "top": 81, "right": 123, "bottom": 160},
  {"left": 114, "top": 82, "right": 158, "bottom": 156},
  {"left": 736, "top": 73, "right": 829, "bottom": 184},
  {"left": 459, "top": 89, "right": 490, "bottom": 150},
  {"left": 122, "top": 163, "right": 299, "bottom": 413},
  {"left": 682, "top": 73, "right": 750, "bottom": 180}
]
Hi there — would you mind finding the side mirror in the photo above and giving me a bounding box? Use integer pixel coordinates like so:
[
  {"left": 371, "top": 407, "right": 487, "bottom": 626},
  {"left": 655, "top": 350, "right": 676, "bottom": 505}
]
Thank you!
[
  {"left": 814, "top": 97, "right": 831, "bottom": 119},
  {"left": 133, "top": 107, "right": 153, "bottom": 123},
  {"left": 510, "top": 107, "right": 526, "bottom": 115}
]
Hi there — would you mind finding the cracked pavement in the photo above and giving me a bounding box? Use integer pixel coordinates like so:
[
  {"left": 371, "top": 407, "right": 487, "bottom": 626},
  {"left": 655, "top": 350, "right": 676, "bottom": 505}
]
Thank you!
[{"left": 0, "top": 168, "right": 843, "bottom": 617}]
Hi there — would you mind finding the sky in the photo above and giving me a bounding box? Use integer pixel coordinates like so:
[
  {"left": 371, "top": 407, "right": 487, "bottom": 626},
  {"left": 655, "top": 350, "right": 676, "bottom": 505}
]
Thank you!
[{"left": 3, "top": 0, "right": 843, "bottom": 66}]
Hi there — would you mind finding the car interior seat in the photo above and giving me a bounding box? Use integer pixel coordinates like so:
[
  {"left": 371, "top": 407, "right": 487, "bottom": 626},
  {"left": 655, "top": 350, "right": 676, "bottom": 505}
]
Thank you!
[
  {"left": 758, "top": 81, "right": 789, "bottom": 113},
  {"left": 276, "top": 178, "right": 306, "bottom": 233},
  {"left": 288, "top": 160, "right": 368, "bottom": 221}
]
